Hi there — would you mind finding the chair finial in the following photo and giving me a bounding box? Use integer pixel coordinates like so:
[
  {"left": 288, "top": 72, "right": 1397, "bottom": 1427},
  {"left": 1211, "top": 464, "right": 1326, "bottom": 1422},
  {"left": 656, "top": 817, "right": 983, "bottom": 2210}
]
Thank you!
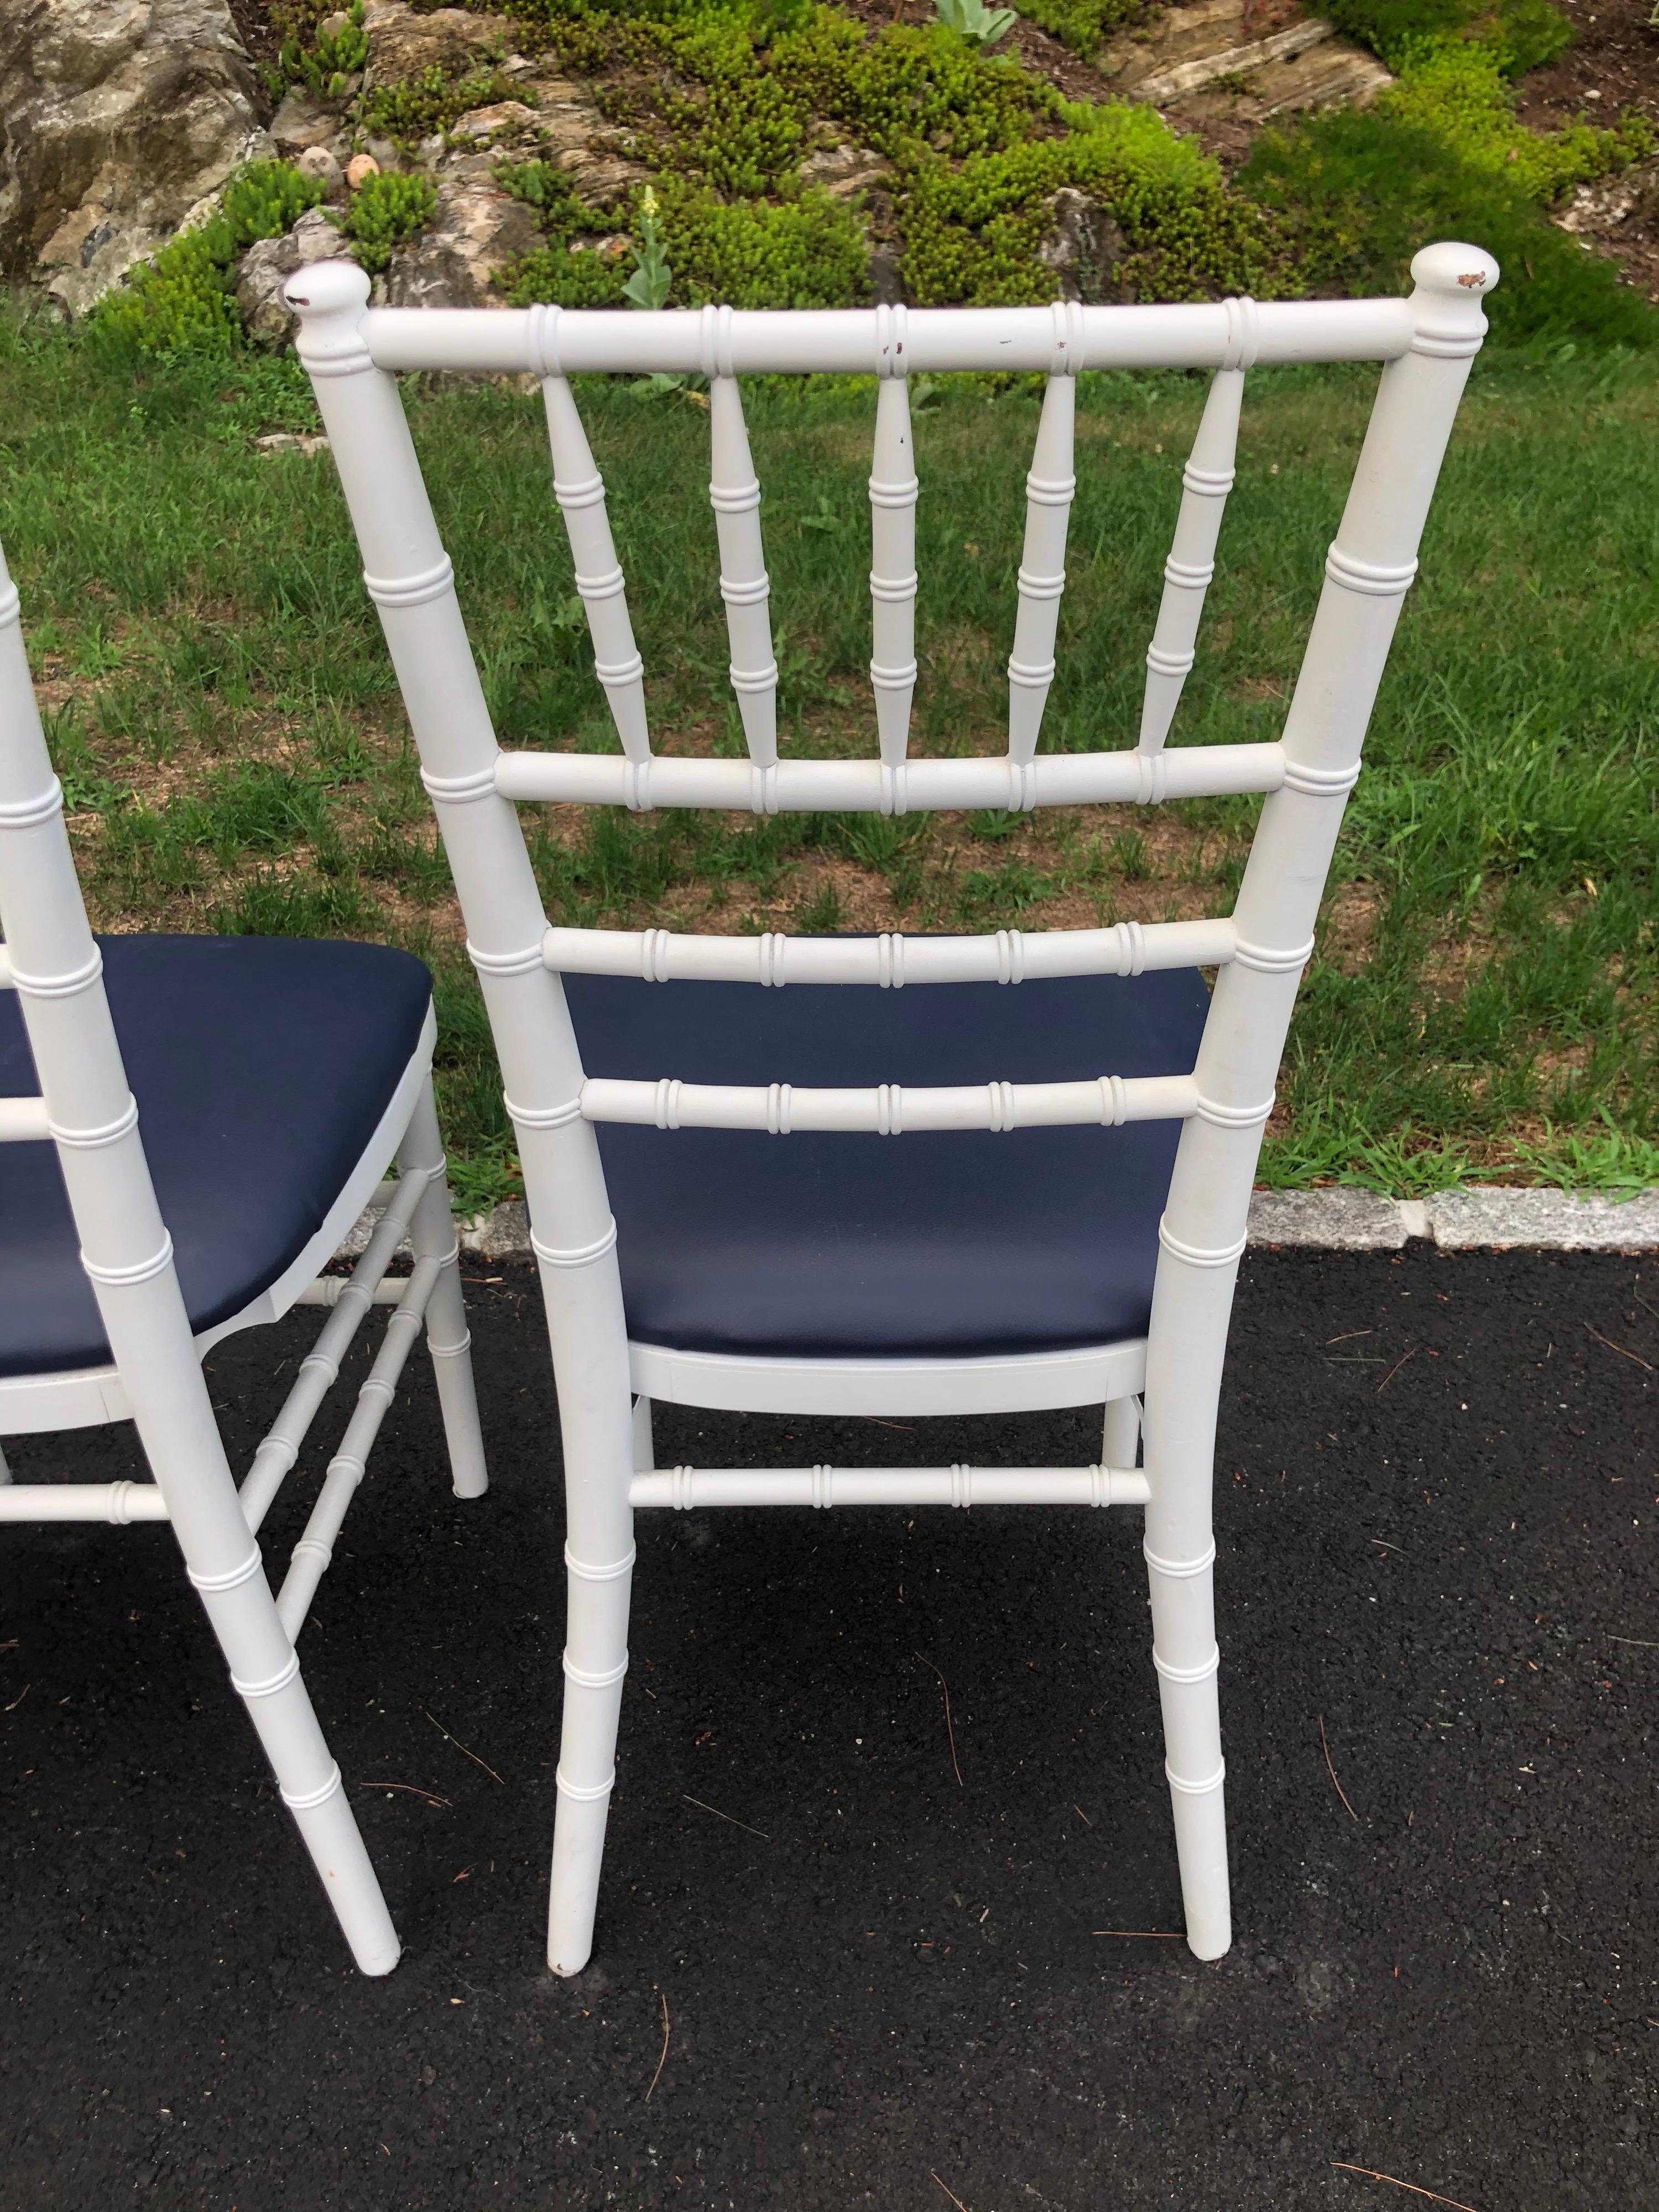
[
  {"left": 284, "top": 259, "right": 373, "bottom": 378},
  {"left": 1407, "top": 242, "right": 1500, "bottom": 358}
]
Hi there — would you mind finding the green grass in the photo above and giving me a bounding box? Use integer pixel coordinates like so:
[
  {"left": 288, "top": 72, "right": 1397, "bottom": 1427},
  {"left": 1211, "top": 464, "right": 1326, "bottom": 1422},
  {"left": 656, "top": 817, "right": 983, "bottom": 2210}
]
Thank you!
[{"left": 2, "top": 320, "right": 1654, "bottom": 1201}]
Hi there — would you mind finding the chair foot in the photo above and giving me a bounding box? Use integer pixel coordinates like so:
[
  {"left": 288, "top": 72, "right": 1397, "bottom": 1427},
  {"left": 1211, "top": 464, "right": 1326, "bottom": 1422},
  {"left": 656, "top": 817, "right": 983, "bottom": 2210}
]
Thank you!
[
  {"left": 430, "top": 1305, "right": 488, "bottom": 1501},
  {"left": 195, "top": 1563, "right": 401, "bottom": 1974},
  {"left": 547, "top": 1537, "right": 633, "bottom": 1977},
  {"left": 1167, "top": 1773, "right": 1232, "bottom": 1959},
  {"left": 547, "top": 1782, "right": 613, "bottom": 1976}
]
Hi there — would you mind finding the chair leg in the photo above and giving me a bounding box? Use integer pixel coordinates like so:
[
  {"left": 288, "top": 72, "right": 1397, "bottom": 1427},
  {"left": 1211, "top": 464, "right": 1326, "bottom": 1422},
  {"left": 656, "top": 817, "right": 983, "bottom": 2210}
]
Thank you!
[
  {"left": 398, "top": 1078, "right": 487, "bottom": 1500},
  {"left": 133, "top": 1371, "right": 400, "bottom": 1972},
  {"left": 1141, "top": 1141, "right": 1238, "bottom": 1961},
  {"left": 1142, "top": 1530, "right": 1229, "bottom": 1959},
  {"left": 549, "top": 1528, "right": 633, "bottom": 1975},
  {"left": 632, "top": 1395, "right": 654, "bottom": 1473},
  {"left": 540, "top": 1234, "right": 635, "bottom": 1976},
  {"left": 1102, "top": 1394, "right": 1141, "bottom": 1469},
  {"left": 195, "top": 1556, "right": 402, "bottom": 1975}
]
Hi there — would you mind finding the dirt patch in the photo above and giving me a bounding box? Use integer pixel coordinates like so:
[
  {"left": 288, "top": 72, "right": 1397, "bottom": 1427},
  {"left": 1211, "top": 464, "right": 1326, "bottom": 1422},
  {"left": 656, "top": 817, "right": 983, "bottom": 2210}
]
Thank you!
[
  {"left": 1318, "top": 877, "right": 1381, "bottom": 973},
  {"left": 1515, "top": 0, "right": 1659, "bottom": 131},
  {"left": 1515, "top": 0, "right": 1659, "bottom": 301}
]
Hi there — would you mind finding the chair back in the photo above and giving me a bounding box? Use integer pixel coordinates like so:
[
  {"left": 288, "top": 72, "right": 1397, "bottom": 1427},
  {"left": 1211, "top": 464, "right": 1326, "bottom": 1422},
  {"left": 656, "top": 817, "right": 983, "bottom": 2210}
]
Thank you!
[{"left": 286, "top": 247, "right": 1494, "bottom": 1264}]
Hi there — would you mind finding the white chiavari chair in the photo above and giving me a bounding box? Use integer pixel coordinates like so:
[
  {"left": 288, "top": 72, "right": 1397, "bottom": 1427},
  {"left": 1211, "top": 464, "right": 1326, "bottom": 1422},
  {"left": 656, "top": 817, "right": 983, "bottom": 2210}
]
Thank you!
[
  {"left": 289, "top": 242, "right": 1496, "bottom": 1973},
  {"left": 0, "top": 546, "right": 488, "bottom": 1974}
]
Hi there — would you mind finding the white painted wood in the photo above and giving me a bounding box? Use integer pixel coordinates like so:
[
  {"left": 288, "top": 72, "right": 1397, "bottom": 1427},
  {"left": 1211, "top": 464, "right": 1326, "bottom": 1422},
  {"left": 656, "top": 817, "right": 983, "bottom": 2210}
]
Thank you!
[
  {"left": 294, "top": 1275, "right": 412, "bottom": 1306},
  {"left": 0, "top": 1094, "right": 49, "bottom": 1140},
  {"left": 631, "top": 1464, "right": 1150, "bottom": 1509},
  {"left": 544, "top": 917, "right": 1233, "bottom": 986},
  {"left": 870, "top": 366, "right": 918, "bottom": 766},
  {"left": 0, "top": 537, "right": 491, "bottom": 1976},
  {"left": 541, "top": 372, "right": 649, "bottom": 761},
  {"left": 363, "top": 296, "right": 1415, "bottom": 379},
  {"left": 493, "top": 739, "right": 1286, "bottom": 814},
  {"left": 1008, "top": 369, "right": 1076, "bottom": 766},
  {"left": 238, "top": 1172, "right": 428, "bottom": 1535},
  {"left": 289, "top": 242, "right": 1497, "bottom": 1975},
  {"left": 398, "top": 1078, "right": 488, "bottom": 1500},
  {"left": 0, "top": 1481, "right": 170, "bottom": 1523},
  {"left": 629, "top": 1336, "right": 1147, "bottom": 1417},
  {"left": 1137, "top": 243, "right": 1497, "bottom": 1960},
  {"left": 630, "top": 1394, "right": 654, "bottom": 1474},
  {"left": 293, "top": 259, "right": 636, "bottom": 1980},
  {"left": 1139, "top": 347, "right": 1247, "bottom": 754},
  {"left": 276, "top": 1254, "right": 439, "bottom": 1638},
  {"left": 1102, "top": 1392, "right": 1142, "bottom": 1469},
  {"left": 708, "top": 371, "right": 778, "bottom": 771},
  {"left": 581, "top": 1071, "right": 1198, "bottom": 1134}
]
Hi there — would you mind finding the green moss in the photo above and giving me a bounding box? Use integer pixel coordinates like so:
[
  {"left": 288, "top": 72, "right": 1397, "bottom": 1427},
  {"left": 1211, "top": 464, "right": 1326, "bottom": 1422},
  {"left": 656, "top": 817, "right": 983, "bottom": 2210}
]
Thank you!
[
  {"left": 1380, "top": 37, "right": 1650, "bottom": 198},
  {"left": 495, "top": 158, "right": 631, "bottom": 304},
  {"left": 1013, "top": 0, "right": 1151, "bottom": 59},
  {"left": 1242, "top": 40, "right": 1658, "bottom": 346},
  {"left": 498, "top": 238, "right": 634, "bottom": 306},
  {"left": 91, "top": 160, "right": 326, "bottom": 357},
  {"left": 900, "top": 98, "right": 1291, "bottom": 304},
  {"left": 361, "top": 62, "right": 525, "bottom": 147},
  {"left": 1319, "top": 0, "right": 1572, "bottom": 75},
  {"left": 502, "top": 6, "right": 1290, "bottom": 309},
  {"left": 336, "top": 170, "right": 440, "bottom": 274},
  {"left": 656, "top": 178, "right": 873, "bottom": 305}
]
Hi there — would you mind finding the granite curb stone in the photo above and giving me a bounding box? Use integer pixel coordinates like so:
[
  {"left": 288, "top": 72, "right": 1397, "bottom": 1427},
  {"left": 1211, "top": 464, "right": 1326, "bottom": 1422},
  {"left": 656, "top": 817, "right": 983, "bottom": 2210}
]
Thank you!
[{"left": 335, "top": 1186, "right": 1659, "bottom": 1267}]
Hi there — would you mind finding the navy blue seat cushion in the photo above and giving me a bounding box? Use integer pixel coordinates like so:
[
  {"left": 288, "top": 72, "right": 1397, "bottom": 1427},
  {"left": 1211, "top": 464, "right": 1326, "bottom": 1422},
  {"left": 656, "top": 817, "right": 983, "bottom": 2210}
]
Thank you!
[
  {"left": 0, "top": 936, "right": 432, "bottom": 1378},
  {"left": 561, "top": 961, "right": 1211, "bottom": 1362}
]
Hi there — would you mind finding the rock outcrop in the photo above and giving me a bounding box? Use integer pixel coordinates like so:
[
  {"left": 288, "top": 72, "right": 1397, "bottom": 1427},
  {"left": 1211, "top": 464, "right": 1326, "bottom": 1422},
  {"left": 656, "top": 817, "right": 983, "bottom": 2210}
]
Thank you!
[
  {"left": 0, "top": 0, "right": 270, "bottom": 314},
  {"left": 360, "top": 0, "right": 516, "bottom": 93},
  {"left": 236, "top": 204, "right": 345, "bottom": 345},
  {"left": 383, "top": 162, "right": 543, "bottom": 309},
  {"left": 1102, "top": 0, "right": 1390, "bottom": 127}
]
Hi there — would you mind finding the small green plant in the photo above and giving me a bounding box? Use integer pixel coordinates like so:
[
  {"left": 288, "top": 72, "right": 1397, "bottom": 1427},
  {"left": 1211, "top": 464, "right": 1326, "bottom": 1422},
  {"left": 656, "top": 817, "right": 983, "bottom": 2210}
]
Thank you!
[
  {"left": 1012, "top": 0, "right": 1149, "bottom": 53},
  {"left": 623, "top": 187, "right": 674, "bottom": 309},
  {"left": 795, "top": 879, "right": 846, "bottom": 931},
  {"left": 494, "top": 159, "right": 633, "bottom": 307},
  {"left": 92, "top": 159, "right": 325, "bottom": 356},
  {"left": 336, "top": 170, "right": 439, "bottom": 275},
  {"left": 933, "top": 0, "right": 1020, "bottom": 45},
  {"left": 263, "top": 0, "right": 368, "bottom": 101}
]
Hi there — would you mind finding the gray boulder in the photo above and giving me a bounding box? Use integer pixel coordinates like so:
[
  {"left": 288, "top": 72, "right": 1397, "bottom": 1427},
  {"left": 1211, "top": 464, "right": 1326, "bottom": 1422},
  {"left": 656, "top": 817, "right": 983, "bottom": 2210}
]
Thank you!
[
  {"left": 236, "top": 206, "right": 345, "bottom": 347},
  {"left": 0, "top": 0, "right": 271, "bottom": 315}
]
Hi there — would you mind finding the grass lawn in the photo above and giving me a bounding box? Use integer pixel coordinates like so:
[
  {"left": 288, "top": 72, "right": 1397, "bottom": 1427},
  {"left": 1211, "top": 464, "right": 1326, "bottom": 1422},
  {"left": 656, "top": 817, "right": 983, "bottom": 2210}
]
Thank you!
[{"left": 2, "top": 322, "right": 1655, "bottom": 1206}]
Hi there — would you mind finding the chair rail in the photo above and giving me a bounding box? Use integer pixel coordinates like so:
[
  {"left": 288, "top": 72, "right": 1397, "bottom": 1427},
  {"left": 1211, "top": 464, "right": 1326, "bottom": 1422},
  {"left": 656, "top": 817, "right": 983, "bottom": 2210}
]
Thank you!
[
  {"left": 544, "top": 917, "right": 1234, "bottom": 987},
  {"left": 493, "top": 740, "right": 1287, "bottom": 815},
  {"left": 356, "top": 297, "right": 1415, "bottom": 379},
  {"left": 580, "top": 1071, "right": 1201, "bottom": 1134},
  {"left": 629, "top": 1463, "right": 1152, "bottom": 1509}
]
